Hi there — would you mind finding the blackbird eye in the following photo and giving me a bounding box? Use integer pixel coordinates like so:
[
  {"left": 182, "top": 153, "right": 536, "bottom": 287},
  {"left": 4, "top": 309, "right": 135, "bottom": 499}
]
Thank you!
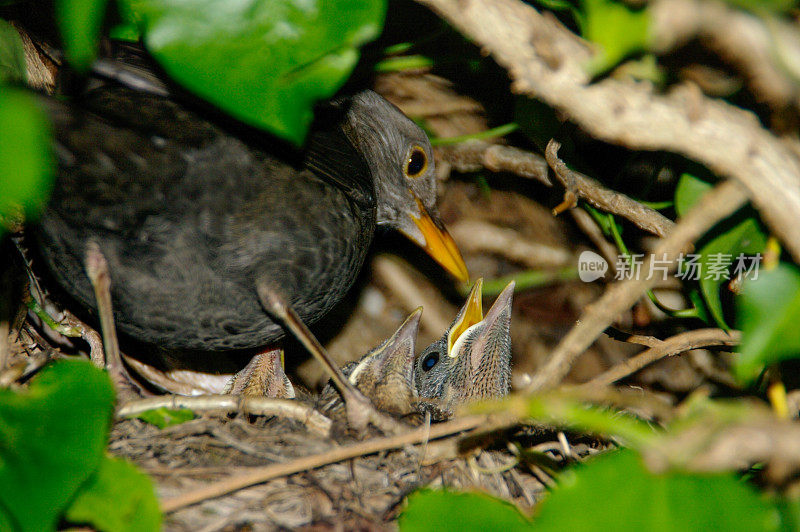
[
  {"left": 405, "top": 146, "right": 427, "bottom": 178},
  {"left": 421, "top": 351, "right": 439, "bottom": 371}
]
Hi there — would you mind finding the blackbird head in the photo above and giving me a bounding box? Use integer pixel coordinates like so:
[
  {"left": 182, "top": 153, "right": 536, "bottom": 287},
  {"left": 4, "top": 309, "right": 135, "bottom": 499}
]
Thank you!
[
  {"left": 415, "top": 279, "right": 514, "bottom": 414},
  {"left": 343, "top": 91, "right": 468, "bottom": 282}
]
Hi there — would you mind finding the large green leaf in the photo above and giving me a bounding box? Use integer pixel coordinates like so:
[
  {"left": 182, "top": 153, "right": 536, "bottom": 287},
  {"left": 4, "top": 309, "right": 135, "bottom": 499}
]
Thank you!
[
  {"left": 400, "top": 489, "right": 532, "bottom": 531},
  {"left": 0, "top": 87, "right": 54, "bottom": 233},
  {"left": 534, "top": 450, "right": 779, "bottom": 531},
  {"left": 55, "top": 0, "right": 110, "bottom": 72},
  {"left": 735, "top": 264, "right": 800, "bottom": 383},
  {"left": 65, "top": 456, "right": 161, "bottom": 531},
  {"left": 0, "top": 19, "right": 26, "bottom": 83},
  {"left": 118, "top": 0, "right": 387, "bottom": 144},
  {"left": 0, "top": 360, "right": 115, "bottom": 531}
]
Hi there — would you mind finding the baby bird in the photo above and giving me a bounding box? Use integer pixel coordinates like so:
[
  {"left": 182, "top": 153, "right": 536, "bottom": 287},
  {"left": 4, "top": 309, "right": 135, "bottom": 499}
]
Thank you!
[
  {"left": 415, "top": 279, "right": 514, "bottom": 417},
  {"left": 318, "top": 308, "right": 422, "bottom": 423}
]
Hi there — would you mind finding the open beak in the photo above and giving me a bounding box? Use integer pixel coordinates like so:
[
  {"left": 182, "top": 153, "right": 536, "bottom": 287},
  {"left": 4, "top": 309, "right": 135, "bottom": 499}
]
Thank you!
[
  {"left": 447, "top": 278, "right": 484, "bottom": 356},
  {"left": 407, "top": 196, "right": 469, "bottom": 283}
]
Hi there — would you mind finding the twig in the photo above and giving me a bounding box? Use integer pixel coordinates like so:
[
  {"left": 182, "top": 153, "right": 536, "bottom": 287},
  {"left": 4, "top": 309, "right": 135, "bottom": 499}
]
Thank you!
[
  {"left": 546, "top": 140, "right": 675, "bottom": 238},
  {"left": 116, "top": 395, "right": 333, "bottom": 437},
  {"left": 418, "top": 0, "right": 800, "bottom": 264},
  {"left": 585, "top": 328, "right": 741, "bottom": 387},
  {"left": 524, "top": 179, "right": 748, "bottom": 392},
  {"left": 438, "top": 140, "right": 551, "bottom": 185},
  {"left": 159, "top": 414, "right": 491, "bottom": 513}
]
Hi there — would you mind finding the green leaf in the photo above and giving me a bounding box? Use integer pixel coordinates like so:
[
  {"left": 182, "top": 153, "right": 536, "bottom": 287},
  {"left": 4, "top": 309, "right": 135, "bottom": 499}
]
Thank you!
[
  {"left": 735, "top": 264, "right": 800, "bottom": 383},
  {"left": 580, "top": 0, "right": 651, "bottom": 75},
  {"left": 118, "top": 0, "right": 387, "bottom": 144},
  {"left": 65, "top": 456, "right": 161, "bottom": 532},
  {"left": 696, "top": 215, "right": 766, "bottom": 329},
  {"left": 0, "top": 360, "right": 115, "bottom": 531},
  {"left": 674, "top": 173, "right": 766, "bottom": 329},
  {"left": 534, "top": 450, "right": 780, "bottom": 531},
  {"left": 134, "top": 407, "right": 195, "bottom": 428},
  {"left": 0, "top": 19, "right": 26, "bottom": 83},
  {"left": 0, "top": 87, "right": 54, "bottom": 233},
  {"left": 55, "top": 0, "right": 110, "bottom": 72},
  {"left": 399, "top": 489, "right": 532, "bottom": 531},
  {"left": 674, "top": 172, "right": 713, "bottom": 217}
]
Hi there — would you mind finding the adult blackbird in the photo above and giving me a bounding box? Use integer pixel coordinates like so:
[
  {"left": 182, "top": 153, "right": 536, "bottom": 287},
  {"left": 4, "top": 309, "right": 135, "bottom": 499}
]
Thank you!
[
  {"left": 415, "top": 279, "right": 514, "bottom": 417},
  {"left": 35, "top": 60, "right": 467, "bottom": 405}
]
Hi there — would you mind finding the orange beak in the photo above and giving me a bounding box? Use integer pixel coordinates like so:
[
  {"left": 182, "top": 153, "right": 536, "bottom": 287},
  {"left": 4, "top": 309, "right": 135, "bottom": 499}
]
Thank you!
[
  {"left": 447, "top": 278, "right": 484, "bottom": 356},
  {"left": 409, "top": 197, "right": 469, "bottom": 283}
]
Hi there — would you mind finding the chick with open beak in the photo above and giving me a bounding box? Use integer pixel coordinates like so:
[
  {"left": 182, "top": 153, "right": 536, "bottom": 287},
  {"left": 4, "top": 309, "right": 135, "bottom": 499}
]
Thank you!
[{"left": 415, "top": 279, "right": 515, "bottom": 416}]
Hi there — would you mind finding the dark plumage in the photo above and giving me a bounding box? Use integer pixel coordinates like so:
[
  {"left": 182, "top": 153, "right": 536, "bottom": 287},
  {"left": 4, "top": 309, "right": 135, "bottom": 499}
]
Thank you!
[
  {"left": 35, "top": 69, "right": 466, "bottom": 356},
  {"left": 415, "top": 280, "right": 514, "bottom": 415}
]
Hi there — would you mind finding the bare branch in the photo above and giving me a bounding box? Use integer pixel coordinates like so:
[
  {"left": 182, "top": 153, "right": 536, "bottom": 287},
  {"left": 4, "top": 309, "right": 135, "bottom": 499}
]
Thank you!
[
  {"left": 116, "top": 395, "right": 333, "bottom": 437},
  {"left": 437, "top": 140, "right": 551, "bottom": 185},
  {"left": 585, "top": 328, "right": 741, "bottom": 387}
]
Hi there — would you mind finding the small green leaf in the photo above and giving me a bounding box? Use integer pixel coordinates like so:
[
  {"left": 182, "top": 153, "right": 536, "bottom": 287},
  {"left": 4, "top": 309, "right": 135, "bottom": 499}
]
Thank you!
[
  {"left": 400, "top": 489, "right": 532, "bottom": 531},
  {"left": 735, "top": 264, "right": 800, "bottom": 383},
  {"left": 0, "top": 19, "right": 26, "bottom": 83},
  {"left": 0, "top": 87, "right": 54, "bottom": 233},
  {"left": 674, "top": 172, "right": 713, "bottom": 217},
  {"left": 580, "top": 0, "right": 651, "bottom": 75},
  {"left": 118, "top": 0, "right": 387, "bottom": 144},
  {"left": 696, "top": 216, "right": 766, "bottom": 329},
  {"left": 0, "top": 360, "right": 115, "bottom": 532},
  {"left": 534, "top": 450, "right": 780, "bottom": 531},
  {"left": 65, "top": 456, "right": 161, "bottom": 532},
  {"left": 134, "top": 407, "right": 195, "bottom": 428},
  {"left": 55, "top": 0, "right": 110, "bottom": 72},
  {"left": 674, "top": 173, "right": 766, "bottom": 329}
]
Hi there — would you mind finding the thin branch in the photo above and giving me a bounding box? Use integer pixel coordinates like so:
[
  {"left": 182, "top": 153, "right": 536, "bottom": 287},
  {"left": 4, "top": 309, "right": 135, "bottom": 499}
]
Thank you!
[
  {"left": 585, "top": 328, "right": 741, "bottom": 387},
  {"left": 524, "top": 180, "right": 748, "bottom": 392},
  {"left": 546, "top": 140, "right": 675, "bottom": 238},
  {"left": 437, "top": 140, "right": 551, "bottom": 185},
  {"left": 418, "top": 0, "right": 800, "bottom": 264},
  {"left": 159, "top": 414, "right": 491, "bottom": 513},
  {"left": 117, "top": 395, "right": 333, "bottom": 437}
]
